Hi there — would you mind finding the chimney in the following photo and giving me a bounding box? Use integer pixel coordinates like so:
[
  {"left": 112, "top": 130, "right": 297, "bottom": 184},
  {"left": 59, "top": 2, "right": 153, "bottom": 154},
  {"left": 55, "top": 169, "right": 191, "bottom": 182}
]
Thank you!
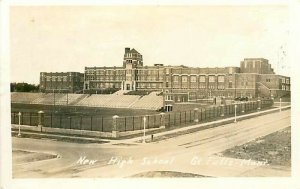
[{"left": 125, "top": 47, "right": 130, "bottom": 53}]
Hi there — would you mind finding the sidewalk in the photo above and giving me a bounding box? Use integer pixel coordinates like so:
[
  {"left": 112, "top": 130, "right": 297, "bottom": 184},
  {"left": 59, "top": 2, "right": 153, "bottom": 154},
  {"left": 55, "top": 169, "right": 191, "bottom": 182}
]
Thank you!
[{"left": 118, "top": 105, "right": 291, "bottom": 144}]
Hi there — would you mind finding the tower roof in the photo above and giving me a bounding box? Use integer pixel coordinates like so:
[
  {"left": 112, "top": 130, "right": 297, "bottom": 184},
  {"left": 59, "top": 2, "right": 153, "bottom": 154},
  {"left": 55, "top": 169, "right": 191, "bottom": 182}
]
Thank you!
[{"left": 129, "top": 48, "right": 139, "bottom": 53}]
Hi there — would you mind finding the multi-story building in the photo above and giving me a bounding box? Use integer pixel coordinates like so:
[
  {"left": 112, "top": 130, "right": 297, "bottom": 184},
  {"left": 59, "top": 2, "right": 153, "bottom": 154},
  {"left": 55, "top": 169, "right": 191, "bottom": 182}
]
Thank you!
[
  {"left": 40, "top": 48, "right": 291, "bottom": 101},
  {"left": 39, "top": 72, "right": 84, "bottom": 93}
]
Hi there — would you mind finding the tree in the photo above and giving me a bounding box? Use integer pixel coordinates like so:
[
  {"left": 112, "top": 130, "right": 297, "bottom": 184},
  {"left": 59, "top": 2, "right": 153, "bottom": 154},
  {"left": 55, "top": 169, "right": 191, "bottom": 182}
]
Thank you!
[{"left": 10, "top": 82, "right": 39, "bottom": 92}]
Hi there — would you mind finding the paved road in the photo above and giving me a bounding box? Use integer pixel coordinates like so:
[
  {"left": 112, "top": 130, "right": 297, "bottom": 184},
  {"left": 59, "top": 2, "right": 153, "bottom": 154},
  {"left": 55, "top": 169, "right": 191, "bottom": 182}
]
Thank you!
[{"left": 12, "top": 109, "right": 291, "bottom": 178}]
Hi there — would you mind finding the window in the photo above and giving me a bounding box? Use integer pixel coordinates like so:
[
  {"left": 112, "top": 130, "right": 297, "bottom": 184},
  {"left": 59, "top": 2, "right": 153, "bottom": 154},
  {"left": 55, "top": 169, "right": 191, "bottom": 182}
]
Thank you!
[
  {"left": 282, "top": 78, "right": 286, "bottom": 83},
  {"left": 286, "top": 78, "right": 290, "bottom": 84},
  {"left": 244, "top": 62, "right": 247, "bottom": 68},
  {"left": 199, "top": 76, "right": 205, "bottom": 82},
  {"left": 199, "top": 84, "right": 206, "bottom": 89},
  {"left": 282, "top": 85, "right": 285, "bottom": 90},
  {"left": 166, "top": 68, "right": 170, "bottom": 74},
  {"left": 166, "top": 95, "right": 173, "bottom": 101},
  {"left": 218, "top": 85, "right": 225, "bottom": 90},
  {"left": 266, "top": 79, "right": 271, "bottom": 82},
  {"left": 209, "top": 76, "right": 215, "bottom": 82},
  {"left": 218, "top": 76, "right": 225, "bottom": 82},
  {"left": 191, "top": 76, "right": 197, "bottom": 82},
  {"left": 173, "top": 76, "right": 179, "bottom": 82},
  {"left": 182, "top": 76, "right": 188, "bottom": 82}
]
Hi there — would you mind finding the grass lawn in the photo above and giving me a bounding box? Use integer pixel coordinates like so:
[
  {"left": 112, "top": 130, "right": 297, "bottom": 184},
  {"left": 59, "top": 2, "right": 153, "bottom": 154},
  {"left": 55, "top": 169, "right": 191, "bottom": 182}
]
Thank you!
[{"left": 220, "top": 127, "right": 291, "bottom": 166}]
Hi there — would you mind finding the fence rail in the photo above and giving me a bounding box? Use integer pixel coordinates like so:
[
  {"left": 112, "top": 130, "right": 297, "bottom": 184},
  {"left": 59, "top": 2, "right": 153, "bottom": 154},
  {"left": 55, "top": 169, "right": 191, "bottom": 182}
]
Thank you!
[
  {"left": 11, "top": 112, "right": 113, "bottom": 132},
  {"left": 11, "top": 100, "right": 274, "bottom": 133}
]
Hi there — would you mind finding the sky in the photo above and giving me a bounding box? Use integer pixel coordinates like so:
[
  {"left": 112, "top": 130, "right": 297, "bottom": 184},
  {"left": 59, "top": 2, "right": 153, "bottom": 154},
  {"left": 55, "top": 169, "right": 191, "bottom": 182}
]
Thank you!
[{"left": 10, "top": 5, "right": 290, "bottom": 84}]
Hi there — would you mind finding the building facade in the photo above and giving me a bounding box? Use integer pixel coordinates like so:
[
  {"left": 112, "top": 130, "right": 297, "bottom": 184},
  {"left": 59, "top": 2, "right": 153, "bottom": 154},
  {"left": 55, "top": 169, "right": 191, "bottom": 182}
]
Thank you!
[
  {"left": 39, "top": 72, "right": 84, "bottom": 93},
  {"left": 40, "top": 48, "right": 291, "bottom": 100}
]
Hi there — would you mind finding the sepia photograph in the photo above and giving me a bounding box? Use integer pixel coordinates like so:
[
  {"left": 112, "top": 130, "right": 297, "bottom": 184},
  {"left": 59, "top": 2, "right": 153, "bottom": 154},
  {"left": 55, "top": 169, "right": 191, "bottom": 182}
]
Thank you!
[{"left": 1, "top": 1, "right": 300, "bottom": 189}]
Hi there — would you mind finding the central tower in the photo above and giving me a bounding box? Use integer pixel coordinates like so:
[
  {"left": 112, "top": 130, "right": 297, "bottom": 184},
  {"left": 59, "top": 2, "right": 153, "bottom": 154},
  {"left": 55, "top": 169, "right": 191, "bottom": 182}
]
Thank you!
[
  {"left": 123, "top": 47, "right": 143, "bottom": 67},
  {"left": 122, "top": 47, "right": 143, "bottom": 91}
]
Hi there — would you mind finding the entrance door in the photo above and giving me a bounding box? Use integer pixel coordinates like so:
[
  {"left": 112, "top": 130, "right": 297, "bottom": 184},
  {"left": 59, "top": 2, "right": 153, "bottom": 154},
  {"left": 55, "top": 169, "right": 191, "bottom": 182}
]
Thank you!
[{"left": 126, "top": 84, "right": 131, "bottom": 90}]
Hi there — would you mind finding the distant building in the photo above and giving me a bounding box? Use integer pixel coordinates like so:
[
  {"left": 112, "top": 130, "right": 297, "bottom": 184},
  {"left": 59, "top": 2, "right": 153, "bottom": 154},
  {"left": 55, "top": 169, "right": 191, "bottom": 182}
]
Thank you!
[
  {"left": 39, "top": 72, "right": 84, "bottom": 93},
  {"left": 40, "top": 48, "right": 291, "bottom": 100}
]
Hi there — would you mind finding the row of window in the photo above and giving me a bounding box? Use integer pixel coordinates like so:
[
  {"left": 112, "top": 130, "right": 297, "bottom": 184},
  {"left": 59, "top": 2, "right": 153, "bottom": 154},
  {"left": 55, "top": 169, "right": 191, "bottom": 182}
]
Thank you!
[
  {"left": 89, "top": 83, "right": 121, "bottom": 89},
  {"left": 244, "top": 61, "right": 260, "bottom": 69},
  {"left": 282, "top": 85, "right": 290, "bottom": 91},
  {"left": 282, "top": 78, "right": 290, "bottom": 84},
  {"left": 173, "top": 75, "right": 225, "bottom": 83},
  {"left": 125, "top": 53, "right": 142, "bottom": 58},
  {"left": 136, "top": 76, "right": 164, "bottom": 81},
  {"left": 136, "top": 70, "right": 164, "bottom": 75},
  {"left": 165, "top": 92, "right": 254, "bottom": 101},
  {"left": 86, "top": 69, "right": 126, "bottom": 75},
  {"left": 42, "top": 76, "right": 82, "bottom": 82},
  {"left": 171, "top": 84, "right": 226, "bottom": 90},
  {"left": 85, "top": 76, "right": 125, "bottom": 81},
  {"left": 136, "top": 83, "right": 163, "bottom": 89},
  {"left": 86, "top": 69, "right": 166, "bottom": 76}
]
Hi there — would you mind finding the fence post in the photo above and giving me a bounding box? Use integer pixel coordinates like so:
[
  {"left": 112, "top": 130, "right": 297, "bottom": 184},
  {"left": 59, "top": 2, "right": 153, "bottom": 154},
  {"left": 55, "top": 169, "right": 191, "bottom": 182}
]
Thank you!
[
  {"left": 102, "top": 117, "right": 104, "bottom": 132},
  {"left": 80, "top": 116, "right": 82, "bottom": 130},
  {"left": 159, "top": 113, "right": 166, "bottom": 129},
  {"left": 37, "top": 111, "right": 44, "bottom": 132},
  {"left": 147, "top": 115, "right": 150, "bottom": 129},
  {"left": 221, "top": 105, "right": 224, "bottom": 117},
  {"left": 21, "top": 112, "right": 23, "bottom": 125},
  {"left": 194, "top": 108, "right": 199, "bottom": 122},
  {"left": 50, "top": 113, "right": 52, "bottom": 128},
  {"left": 257, "top": 99, "right": 261, "bottom": 110},
  {"left": 200, "top": 109, "right": 202, "bottom": 121},
  {"left": 112, "top": 115, "right": 119, "bottom": 138},
  {"left": 280, "top": 98, "right": 282, "bottom": 112},
  {"left": 213, "top": 107, "right": 216, "bottom": 117},
  {"left": 18, "top": 112, "right": 22, "bottom": 137},
  {"left": 133, "top": 116, "right": 135, "bottom": 131},
  {"left": 124, "top": 117, "right": 127, "bottom": 132},
  {"left": 174, "top": 112, "right": 176, "bottom": 125},
  {"left": 29, "top": 112, "right": 32, "bottom": 126},
  {"left": 69, "top": 117, "right": 72, "bottom": 129},
  {"left": 90, "top": 116, "right": 93, "bottom": 131},
  {"left": 180, "top": 112, "right": 182, "bottom": 125},
  {"left": 234, "top": 104, "right": 237, "bottom": 123},
  {"left": 241, "top": 102, "right": 245, "bottom": 113},
  {"left": 143, "top": 116, "right": 147, "bottom": 143},
  {"left": 13, "top": 112, "right": 16, "bottom": 124}
]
